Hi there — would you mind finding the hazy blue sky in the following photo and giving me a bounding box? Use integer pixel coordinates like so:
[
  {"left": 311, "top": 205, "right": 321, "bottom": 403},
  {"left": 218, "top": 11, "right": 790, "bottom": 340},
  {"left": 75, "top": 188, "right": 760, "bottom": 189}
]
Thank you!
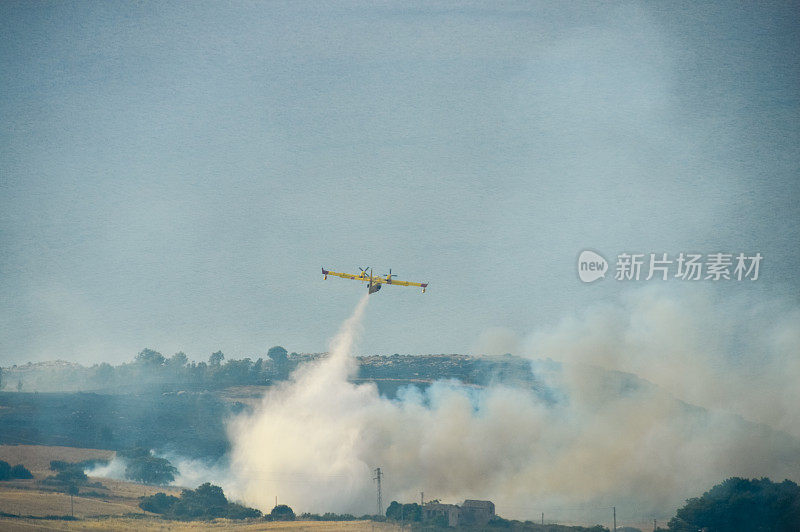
[{"left": 2, "top": 1, "right": 798, "bottom": 364}]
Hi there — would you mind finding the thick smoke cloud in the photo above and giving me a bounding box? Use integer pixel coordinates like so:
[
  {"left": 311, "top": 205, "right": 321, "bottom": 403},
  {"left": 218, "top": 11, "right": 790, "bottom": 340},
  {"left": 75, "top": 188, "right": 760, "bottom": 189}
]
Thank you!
[
  {"left": 226, "top": 289, "right": 800, "bottom": 525},
  {"left": 527, "top": 286, "right": 800, "bottom": 439}
]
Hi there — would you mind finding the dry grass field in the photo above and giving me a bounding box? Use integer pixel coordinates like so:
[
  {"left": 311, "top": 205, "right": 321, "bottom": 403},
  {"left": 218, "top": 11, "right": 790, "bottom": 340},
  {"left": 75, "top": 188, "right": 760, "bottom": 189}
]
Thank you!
[
  {"left": 0, "top": 445, "right": 115, "bottom": 479},
  {"left": 93, "top": 477, "right": 182, "bottom": 499},
  {"left": 0, "top": 517, "right": 406, "bottom": 531},
  {"left": 0, "top": 487, "right": 138, "bottom": 518},
  {"left": 0, "top": 445, "right": 407, "bottom": 531},
  {"left": 0, "top": 444, "right": 181, "bottom": 495},
  {"left": 0, "top": 444, "right": 182, "bottom": 529}
]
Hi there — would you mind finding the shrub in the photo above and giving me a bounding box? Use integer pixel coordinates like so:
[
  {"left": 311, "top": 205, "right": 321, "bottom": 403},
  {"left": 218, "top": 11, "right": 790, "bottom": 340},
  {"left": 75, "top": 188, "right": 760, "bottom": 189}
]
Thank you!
[
  {"left": 225, "top": 502, "right": 262, "bottom": 519},
  {"left": 117, "top": 449, "right": 177, "bottom": 485},
  {"left": 10, "top": 464, "right": 33, "bottom": 479},
  {"left": 139, "top": 483, "right": 261, "bottom": 520},
  {"left": 140, "top": 492, "right": 179, "bottom": 514},
  {"left": 269, "top": 504, "right": 295, "bottom": 521},
  {"left": 0, "top": 461, "right": 34, "bottom": 480},
  {"left": 54, "top": 468, "right": 88, "bottom": 485}
]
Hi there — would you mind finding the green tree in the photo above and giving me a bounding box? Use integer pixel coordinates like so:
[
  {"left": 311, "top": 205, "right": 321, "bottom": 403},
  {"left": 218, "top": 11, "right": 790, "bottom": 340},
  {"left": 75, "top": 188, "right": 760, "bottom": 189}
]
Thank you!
[
  {"left": 268, "top": 346, "right": 290, "bottom": 379},
  {"left": 67, "top": 482, "right": 79, "bottom": 517},
  {"left": 136, "top": 348, "right": 166, "bottom": 367},
  {"left": 124, "top": 454, "right": 177, "bottom": 485},
  {"left": 54, "top": 468, "right": 88, "bottom": 485},
  {"left": 169, "top": 351, "right": 188, "bottom": 367},
  {"left": 222, "top": 358, "right": 253, "bottom": 383},
  {"left": 139, "top": 492, "right": 179, "bottom": 514},
  {"left": 141, "top": 485, "right": 261, "bottom": 520},
  {"left": 270, "top": 504, "right": 295, "bottom": 521},
  {"left": 386, "top": 501, "right": 421, "bottom": 522},
  {"left": 10, "top": 464, "right": 33, "bottom": 479},
  {"left": 668, "top": 477, "right": 800, "bottom": 532},
  {"left": 173, "top": 482, "right": 228, "bottom": 519},
  {"left": 0, "top": 461, "right": 11, "bottom": 480},
  {"left": 267, "top": 346, "right": 288, "bottom": 365},
  {"left": 386, "top": 501, "right": 402, "bottom": 520},
  {"left": 192, "top": 361, "right": 208, "bottom": 383},
  {"left": 50, "top": 460, "right": 70, "bottom": 471},
  {"left": 226, "top": 502, "right": 262, "bottom": 519},
  {"left": 209, "top": 351, "right": 225, "bottom": 366}
]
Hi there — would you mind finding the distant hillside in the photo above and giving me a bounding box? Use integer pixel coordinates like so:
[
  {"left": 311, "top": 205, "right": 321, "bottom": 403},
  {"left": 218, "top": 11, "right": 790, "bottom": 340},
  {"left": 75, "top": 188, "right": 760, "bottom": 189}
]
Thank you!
[
  {"left": 0, "top": 350, "right": 547, "bottom": 394},
  {"left": 0, "top": 350, "right": 656, "bottom": 458},
  {"left": 3, "top": 351, "right": 798, "bottom": 477},
  {"left": 0, "top": 390, "right": 230, "bottom": 458}
]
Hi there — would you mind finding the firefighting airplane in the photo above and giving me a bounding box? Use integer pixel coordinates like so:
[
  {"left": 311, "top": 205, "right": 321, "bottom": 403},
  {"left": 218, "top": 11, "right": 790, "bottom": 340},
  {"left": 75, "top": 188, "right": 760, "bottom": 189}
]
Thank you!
[{"left": 322, "top": 267, "right": 428, "bottom": 294}]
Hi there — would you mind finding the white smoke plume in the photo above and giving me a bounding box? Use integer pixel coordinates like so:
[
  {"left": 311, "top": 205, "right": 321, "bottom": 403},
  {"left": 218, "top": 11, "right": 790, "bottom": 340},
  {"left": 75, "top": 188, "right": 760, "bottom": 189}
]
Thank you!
[
  {"left": 227, "top": 294, "right": 376, "bottom": 513},
  {"left": 86, "top": 457, "right": 127, "bottom": 479},
  {"left": 226, "top": 288, "right": 800, "bottom": 525}
]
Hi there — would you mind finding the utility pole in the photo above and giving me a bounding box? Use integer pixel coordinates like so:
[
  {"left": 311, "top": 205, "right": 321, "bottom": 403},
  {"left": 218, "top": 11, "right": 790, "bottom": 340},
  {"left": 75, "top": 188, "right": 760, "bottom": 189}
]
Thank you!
[
  {"left": 654, "top": 518, "right": 657, "bottom": 531},
  {"left": 421, "top": 491, "right": 424, "bottom": 506},
  {"left": 67, "top": 483, "right": 78, "bottom": 518},
  {"left": 374, "top": 467, "right": 383, "bottom": 517},
  {"left": 613, "top": 506, "right": 616, "bottom": 531},
  {"left": 541, "top": 512, "right": 544, "bottom": 525}
]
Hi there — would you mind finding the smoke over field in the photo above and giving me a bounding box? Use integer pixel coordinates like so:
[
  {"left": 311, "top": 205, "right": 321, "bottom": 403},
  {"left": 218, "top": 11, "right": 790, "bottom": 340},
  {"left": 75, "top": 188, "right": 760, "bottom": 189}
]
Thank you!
[{"left": 227, "top": 289, "right": 800, "bottom": 523}]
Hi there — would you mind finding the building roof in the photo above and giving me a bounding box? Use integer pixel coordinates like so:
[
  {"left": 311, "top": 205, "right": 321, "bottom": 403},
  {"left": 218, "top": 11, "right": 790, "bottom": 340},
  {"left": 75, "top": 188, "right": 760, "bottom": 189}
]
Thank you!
[{"left": 462, "top": 499, "right": 494, "bottom": 508}]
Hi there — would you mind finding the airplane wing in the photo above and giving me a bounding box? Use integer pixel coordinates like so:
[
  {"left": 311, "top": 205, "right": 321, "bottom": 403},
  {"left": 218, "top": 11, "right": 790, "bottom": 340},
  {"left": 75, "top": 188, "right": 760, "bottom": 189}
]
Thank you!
[
  {"left": 322, "top": 267, "right": 428, "bottom": 293},
  {"left": 383, "top": 277, "right": 429, "bottom": 292},
  {"left": 383, "top": 278, "right": 425, "bottom": 288},
  {"left": 322, "top": 268, "right": 367, "bottom": 281}
]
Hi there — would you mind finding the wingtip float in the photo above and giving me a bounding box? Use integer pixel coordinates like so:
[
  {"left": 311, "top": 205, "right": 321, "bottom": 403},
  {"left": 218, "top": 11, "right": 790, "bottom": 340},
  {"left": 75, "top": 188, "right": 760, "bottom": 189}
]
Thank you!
[{"left": 322, "top": 266, "right": 428, "bottom": 294}]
